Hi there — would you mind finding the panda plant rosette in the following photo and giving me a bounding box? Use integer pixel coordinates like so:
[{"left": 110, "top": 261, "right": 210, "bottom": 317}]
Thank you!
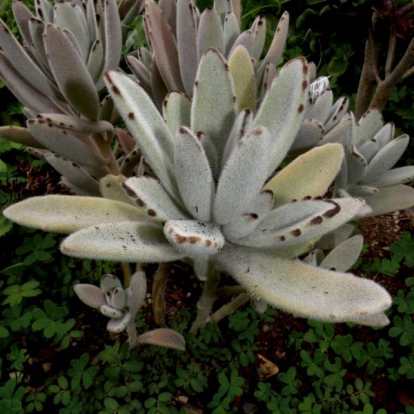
[{"left": 3, "top": 45, "right": 395, "bottom": 345}]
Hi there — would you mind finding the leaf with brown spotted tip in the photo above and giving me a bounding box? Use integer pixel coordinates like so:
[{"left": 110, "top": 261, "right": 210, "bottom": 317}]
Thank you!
[
  {"left": 291, "top": 118, "right": 324, "bottom": 151},
  {"left": 163, "top": 220, "right": 225, "bottom": 260},
  {"left": 253, "top": 57, "right": 309, "bottom": 176},
  {"left": 213, "top": 126, "right": 271, "bottom": 225},
  {"left": 256, "top": 11, "right": 289, "bottom": 88},
  {"left": 236, "top": 198, "right": 365, "bottom": 250},
  {"left": 368, "top": 166, "right": 414, "bottom": 188},
  {"left": 362, "top": 135, "right": 409, "bottom": 184},
  {"left": 27, "top": 118, "right": 108, "bottom": 168},
  {"left": 137, "top": 328, "right": 185, "bottom": 351},
  {"left": 126, "top": 270, "right": 147, "bottom": 316},
  {"left": 308, "top": 90, "right": 334, "bottom": 124},
  {"left": 223, "top": 12, "right": 240, "bottom": 56},
  {"left": 355, "top": 108, "right": 384, "bottom": 147},
  {"left": 3, "top": 195, "right": 146, "bottom": 234},
  {"left": 324, "top": 97, "right": 349, "bottom": 132},
  {"left": 61, "top": 221, "right": 184, "bottom": 262},
  {"left": 122, "top": 176, "right": 189, "bottom": 222},
  {"left": 100, "top": 174, "right": 135, "bottom": 205},
  {"left": 213, "top": 244, "right": 392, "bottom": 325},
  {"left": 104, "top": 70, "right": 177, "bottom": 197},
  {"left": 265, "top": 144, "right": 344, "bottom": 207}
]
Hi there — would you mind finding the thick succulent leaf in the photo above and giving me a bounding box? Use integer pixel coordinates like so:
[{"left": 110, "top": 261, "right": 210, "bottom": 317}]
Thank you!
[
  {"left": 358, "top": 138, "right": 379, "bottom": 164},
  {"left": 320, "top": 235, "right": 363, "bottom": 272},
  {"left": 222, "top": 189, "right": 273, "bottom": 241},
  {"left": 149, "top": 58, "right": 169, "bottom": 108},
  {"left": 28, "top": 18, "right": 51, "bottom": 74},
  {"left": 315, "top": 224, "right": 355, "bottom": 250},
  {"left": 324, "top": 97, "right": 349, "bottom": 132},
  {"left": 54, "top": 2, "right": 90, "bottom": 60},
  {"left": 87, "top": 40, "right": 104, "bottom": 82},
  {"left": 104, "top": 71, "right": 177, "bottom": 196},
  {"left": 37, "top": 113, "right": 114, "bottom": 136},
  {"left": 221, "top": 108, "right": 253, "bottom": 169},
  {"left": 100, "top": 174, "right": 135, "bottom": 205},
  {"left": 0, "top": 125, "right": 43, "bottom": 148},
  {"left": 159, "top": 0, "right": 177, "bottom": 35},
  {"left": 213, "top": 244, "right": 391, "bottom": 324},
  {"left": 197, "top": 7, "right": 224, "bottom": 59},
  {"left": 265, "top": 144, "right": 344, "bottom": 207},
  {"left": 228, "top": 45, "right": 256, "bottom": 112},
  {"left": 213, "top": 126, "right": 271, "bottom": 225},
  {"left": 251, "top": 15, "right": 266, "bottom": 61},
  {"left": 375, "top": 122, "right": 394, "bottom": 149},
  {"left": 101, "top": 274, "right": 122, "bottom": 294},
  {"left": 137, "top": 328, "right": 186, "bottom": 350},
  {"left": 0, "top": 19, "right": 60, "bottom": 98},
  {"left": 319, "top": 116, "right": 353, "bottom": 146},
  {"left": 0, "top": 51, "right": 69, "bottom": 114},
  {"left": 122, "top": 176, "right": 188, "bottom": 222},
  {"left": 223, "top": 12, "right": 240, "bottom": 56},
  {"left": 349, "top": 185, "right": 379, "bottom": 196},
  {"left": 174, "top": 127, "right": 215, "bottom": 222},
  {"left": 12, "top": 2, "right": 35, "bottom": 46},
  {"left": 348, "top": 312, "right": 390, "bottom": 327},
  {"left": 177, "top": 0, "right": 198, "bottom": 95},
  {"left": 291, "top": 118, "right": 324, "bottom": 151},
  {"left": 3, "top": 195, "right": 145, "bottom": 234},
  {"left": 126, "top": 55, "right": 151, "bottom": 91},
  {"left": 237, "top": 198, "right": 365, "bottom": 249},
  {"left": 199, "top": 132, "right": 220, "bottom": 179},
  {"left": 36, "top": 0, "right": 53, "bottom": 22},
  {"left": 164, "top": 220, "right": 225, "bottom": 259},
  {"left": 26, "top": 118, "right": 108, "bottom": 167},
  {"left": 368, "top": 166, "right": 414, "bottom": 187},
  {"left": 61, "top": 221, "right": 185, "bottom": 262},
  {"left": 191, "top": 48, "right": 236, "bottom": 160},
  {"left": 362, "top": 135, "right": 409, "bottom": 183},
  {"left": 346, "top": 145, "right": 368, "bottom": 186},
  {"left": 101, "top": 0, "right": 122, "bottom": 83},
  {"left": 43, "top": 24, "right": 100, "bottom": 120},
  {"left": 362, "top": 185, "right": 414, "bottom": 216},
  {"left": 109, "top": 288, "right": 127, "bottom": 310},
  {"left": 126, "top": 270, "right": 147, "bottom": 315},
  {"left": 73, "top": 284, "right": 105, "bottom": 308},
  {"left": 107, "top": 313, "right": 131, "bottom": 333},
  {"left": 145, "top": 0, "right": 184, "bottom": 92},
  {"left": 100, "top": 304, "right": 124, "bottom": 318},
  {"left": 355, "top": 109, "right": 384, "bottom": 147},
  {"left": 228, "top": 30, "right": 254, "bottom": 57},
  {"left": 214, "top": 0, "right": 233, "bottom": 21},
  {"left": 45, "top": 153, "right": 101, "bottom": 196},
  {"left": 253, "top": 57, "right": 309, "bottom": 175},
  {"left": 162, "top": 91, "right": 191, "bottom": 136},
  {"left": 257, "top": 11, "right": 289, "bottom": 87},
  {"left": 308, "top": 90, "right": 333, "bottom": 124},
  {"left": 260, "top": 61, "right": 276, "bottom": 94}
]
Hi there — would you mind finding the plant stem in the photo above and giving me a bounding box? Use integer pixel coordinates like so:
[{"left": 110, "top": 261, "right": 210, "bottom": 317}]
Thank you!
[
  {"left": 127, "top": 317, "right": 138, "bottom": 349},
  {"left": 189, "top": 264, "right": 220, "bottom": 333},
  {"left": 210, "top": 293, "right": 250, "bottom": 325},
  {"left": 152, "top": 263, "right": 168, "bottom": 326}
]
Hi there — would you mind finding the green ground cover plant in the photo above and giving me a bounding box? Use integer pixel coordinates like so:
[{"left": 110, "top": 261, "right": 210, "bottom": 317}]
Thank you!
[{"left": 0, "top": 0, "right": 413, "bottom": 412}]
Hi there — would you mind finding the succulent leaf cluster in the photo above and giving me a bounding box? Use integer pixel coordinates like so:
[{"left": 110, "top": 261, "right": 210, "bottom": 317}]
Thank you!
[
  {"left": 0, "top": 0, "right": 126, "bottom": 195},
  {"left": 4, "top": 49, "right": 392, "bottom": 327},
  {"left": 320, "top": 108, "right": 414, "bottom": 216},
  {"left": 75, "top": 272, "right": 185, "bottom": 349},
  {"left": 128, "top": 0, "right": 289, "bottom": 106}
]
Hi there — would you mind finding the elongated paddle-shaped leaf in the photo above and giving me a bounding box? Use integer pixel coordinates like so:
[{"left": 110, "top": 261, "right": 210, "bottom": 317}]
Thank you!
[
  {"left": 213, "top": 244, "right": 391, "bottom": 324},
  {"left": 3, "top": 195, "right": 145, "bottom": 234}
]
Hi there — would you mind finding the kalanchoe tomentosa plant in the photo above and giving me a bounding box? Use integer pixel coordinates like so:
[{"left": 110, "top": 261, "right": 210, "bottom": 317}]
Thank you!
[
  {"left": 0, "top": 0, "right": 129, "bottom": 195},
  {"left": 4, "top": 48, "right": 393, "bottom": 338}
]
